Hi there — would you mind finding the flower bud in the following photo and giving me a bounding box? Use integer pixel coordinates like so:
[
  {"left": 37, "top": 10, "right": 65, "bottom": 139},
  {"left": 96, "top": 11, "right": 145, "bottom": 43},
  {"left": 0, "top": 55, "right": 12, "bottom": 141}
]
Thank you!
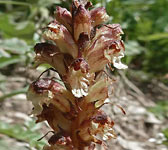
[
  {"left": 90, "top": 7, "right": 109, "bottom": 27},
  {"left": 73, "top": 4, "right": 91, "bottom": 41},
  {"left": 54, "top": 6, "right": 72, "bottom": 32}
]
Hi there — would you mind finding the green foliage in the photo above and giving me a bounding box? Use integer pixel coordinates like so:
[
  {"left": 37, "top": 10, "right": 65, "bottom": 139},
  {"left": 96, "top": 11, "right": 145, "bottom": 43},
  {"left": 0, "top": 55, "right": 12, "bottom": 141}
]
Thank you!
[
  {"left": 0, "top": 38, "right": 31, "bottom": 68},
  {"left": 0, "top": 120, "right": 47, "bottom": 150},
  {"left": 0, "top": 0, "right": 62, "bottom": 70},
  {"left": 92, "top": 0, "right": 168, "bottom": 75},
  {"left": 0, "top": 86, "right": 28, "bottom": 102},
  {"left": 0, "top": 13, "right": 35, "bottom": 40},
  {"left": 148, "top": 100, "right": 168, "bottom": 120},
  {"left": 163, "top": 128, "right": 168, "bottom": 146}
]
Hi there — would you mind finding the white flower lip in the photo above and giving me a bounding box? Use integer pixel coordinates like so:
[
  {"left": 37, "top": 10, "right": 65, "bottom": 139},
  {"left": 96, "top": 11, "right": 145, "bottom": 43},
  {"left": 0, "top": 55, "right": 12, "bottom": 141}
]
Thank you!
[{"left": 113, "top": 52, "right": 128, "bottom": 69}]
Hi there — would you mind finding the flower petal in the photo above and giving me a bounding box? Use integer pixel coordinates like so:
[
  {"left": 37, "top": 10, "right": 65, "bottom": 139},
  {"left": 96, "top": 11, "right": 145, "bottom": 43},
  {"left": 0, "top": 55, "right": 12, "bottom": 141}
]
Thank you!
[
  {"left": 67, "top": 68, "right": 94, "bottom": 98},
  {"left": 85, "top": 78, "right": 108, "bottom": 103}
]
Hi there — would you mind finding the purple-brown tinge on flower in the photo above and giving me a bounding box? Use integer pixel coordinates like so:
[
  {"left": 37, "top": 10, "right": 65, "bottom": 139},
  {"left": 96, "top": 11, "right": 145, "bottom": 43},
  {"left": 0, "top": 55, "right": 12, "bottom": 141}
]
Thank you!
[
  {"left": 73, "top": 3, "right": 91, "bottom": 41},
  {"left": 90, "top": 7, "right": 109, "bottom": 27},
  {"left": 27, "top": 0, "right": 127, "bottom": 150},
  {"left": 27, "top": 78, "right": 76, "bottom": 115},
  {"left": 55, "top": 6, "right": 72, "bottom": 32},
  {"left": 43, "top": 131, "right": 75, "bottom": 150},
  {"left": 43, "top": 21, "right": 78, "bottom": 58},
  {"left": 34, "top": 42, "right": 67, "bottom": 76},
  {"left": 77, "top": 109, "right": 116, "bottom": 144},
  {"left": 85, "top": 24, "right": 127, "bottom": 72}
]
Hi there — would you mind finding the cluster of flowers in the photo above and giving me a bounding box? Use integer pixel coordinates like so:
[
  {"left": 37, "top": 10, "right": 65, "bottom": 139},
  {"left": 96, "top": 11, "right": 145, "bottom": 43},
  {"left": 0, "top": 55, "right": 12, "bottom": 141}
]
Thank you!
[{"left": 27, "top": 0, "right": 127, "bottom": 150}]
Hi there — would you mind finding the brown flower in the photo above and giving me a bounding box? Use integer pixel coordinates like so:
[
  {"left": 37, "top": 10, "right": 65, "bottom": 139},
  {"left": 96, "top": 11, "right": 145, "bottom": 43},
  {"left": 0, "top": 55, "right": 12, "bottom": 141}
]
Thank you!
[{"left": 90, "top": 7, "right": 109, "bottom": 27}]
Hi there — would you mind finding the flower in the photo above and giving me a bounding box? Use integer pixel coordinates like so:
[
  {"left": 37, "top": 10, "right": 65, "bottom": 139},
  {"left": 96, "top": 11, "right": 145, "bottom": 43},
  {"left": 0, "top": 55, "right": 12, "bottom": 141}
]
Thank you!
[
  {"left": 43, "top": 20, "right": 78, "bottom": 58},
  {"left": 54, "top": 6, "right": 72, "bottom": 32},
  {"left": 90, "top": 7, "right": 109, "bottom": 27},
  {"left": 34, "top": 42, "right": 67, "bottom": 76}
]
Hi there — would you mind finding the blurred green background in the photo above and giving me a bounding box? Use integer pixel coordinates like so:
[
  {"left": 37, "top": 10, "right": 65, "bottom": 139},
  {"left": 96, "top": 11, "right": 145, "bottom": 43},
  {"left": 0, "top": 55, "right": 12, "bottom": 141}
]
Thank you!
[{"left": 0, "top": 0, "right": 168, "bottom": 149}]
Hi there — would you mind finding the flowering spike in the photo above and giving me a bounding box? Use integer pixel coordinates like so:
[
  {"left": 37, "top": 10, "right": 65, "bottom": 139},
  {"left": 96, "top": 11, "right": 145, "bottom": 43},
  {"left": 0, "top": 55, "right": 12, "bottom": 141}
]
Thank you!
[{"left": 27, "top": 0, "right": 127, "bottom": 150}]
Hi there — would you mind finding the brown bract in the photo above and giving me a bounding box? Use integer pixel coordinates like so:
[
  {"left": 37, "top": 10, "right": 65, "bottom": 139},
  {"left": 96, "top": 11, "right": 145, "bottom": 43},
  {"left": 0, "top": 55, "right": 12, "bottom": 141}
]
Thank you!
[{"left": 27, "top": 0, "right": 127, "bottom": 150}]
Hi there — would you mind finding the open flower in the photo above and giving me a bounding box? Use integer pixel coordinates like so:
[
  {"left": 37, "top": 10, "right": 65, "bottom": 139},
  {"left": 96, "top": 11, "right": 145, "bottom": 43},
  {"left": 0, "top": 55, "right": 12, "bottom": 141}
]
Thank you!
[
  {"left": 67, "top": 58, "right": 95, "bottom": 98},
  {"left": 85, "top": 24, "right": 126, "bottom": 72},
  {"left": 27, "top": 78, "right": 76, "bottom": 114},
  {"left": 27, "top": 0, "right": 127, "bottom": 150},
  {"left": 34, "top": 42, "right": 67, "bottom": 76},
  {"left": 43, "top": 20, "right": 78, "bottom": 58}
]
